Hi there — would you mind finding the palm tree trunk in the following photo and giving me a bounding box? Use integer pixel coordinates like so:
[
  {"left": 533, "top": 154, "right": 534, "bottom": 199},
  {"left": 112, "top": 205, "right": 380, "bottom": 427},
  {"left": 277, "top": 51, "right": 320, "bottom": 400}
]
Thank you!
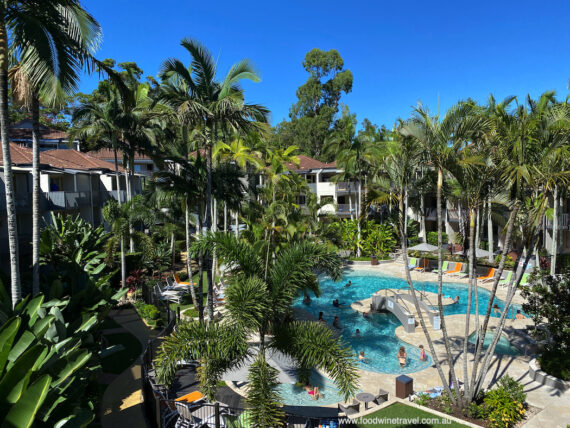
[
  {"left": 348, "top": 184, "right": 353, "bottom": 221},
  {"left": 31, "top": 95, "right": 41, "bottom": 295},
  {"left": 435, "top": 167, "right": 462, "bottom": 406},
  {"left": 185, "top": 197, "right": 198, "bottom": 309},
  {"left": 356, "top": 175, "right": 362, "bottom": 257},
  {"left": 197, "top": 212, "right": 204, "bottom": 322},
  {"left": 462, "top": 208, "right": 476, "bottom": 397},
  {"left": 468, "top": 204, "right": 519, "bottom": 399},
  {"left": 112, "top": 146, "right": 126, "bottom": 290},
  {"left": 487, "top": 197, "right": 494, "bottom": 263},
  {"left": 551, "top": 184, "right": 558, "bottom": 275},
  {"left": 205, "top": 136, "right": 214, "bottom": 321},
  {"left": 113, "top": 146, "right": 122, "bottom": 205},
  {"left": 170, "top": 231, "right": 176, "bottom": 268},
  {"left": 420, "top": 194, "right": 427, "bottom": 243},
  {"left": 399, "top": 188, "right": 454, "bottom": 403},
  {"left": 234, "top": 210, "right": 239, "bottom": 238},
  {"left": 475, "top": 206, "right": 481, "bottom": 249},
  {"left": 224, "top": 201, "right": 227, "bottom": 233},
  {"left": 0, "top": 21, "right": 21, "bottom": 307},
  {"left": 120, "top": 238, "right": 126, "bottom": 288}
]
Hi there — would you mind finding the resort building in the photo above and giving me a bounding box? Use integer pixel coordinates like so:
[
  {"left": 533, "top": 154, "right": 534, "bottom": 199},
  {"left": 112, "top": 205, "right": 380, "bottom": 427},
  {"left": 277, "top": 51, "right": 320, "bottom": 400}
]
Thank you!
[
  {"left": 0, "top": 142, "right": 143, "bottom": 267},
  {"left": 288, "top": 155, "right": 360, "bottom": 218},
  {"left": 9, "top": 119, "right": 80, "bottom": 151},
  {"left": 87, "top": 148, "right": 158, "bottom": 177}
]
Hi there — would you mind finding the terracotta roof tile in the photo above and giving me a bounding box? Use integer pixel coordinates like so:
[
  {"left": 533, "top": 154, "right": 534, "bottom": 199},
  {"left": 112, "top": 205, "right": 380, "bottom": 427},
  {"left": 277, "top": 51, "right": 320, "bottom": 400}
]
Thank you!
[
  {"left": 9, "top": 120, "right": 69, "bottom": 140},
  {"left": 41, "top": 149, "right": 124, "bottom": 172},
  {"left": 0, "top": 143, "right": 33, "bottom": 165},
  {"left": 287, "top": 155, "right": 337, "bottom": 172},
  {"left": 88, "top": 148, "right": 151, "bottom": 160}
]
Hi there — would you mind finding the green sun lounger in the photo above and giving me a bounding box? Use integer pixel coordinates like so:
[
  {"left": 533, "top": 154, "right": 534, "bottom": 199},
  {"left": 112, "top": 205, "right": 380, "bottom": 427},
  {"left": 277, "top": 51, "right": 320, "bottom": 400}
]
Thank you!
[
  {"left": 432, "top": 261, "right": 449, "bottom": 274},
  {"left": 498, "top": 270, "right": 513, "bottom": 286},
  {"left": 408, "top": 257, "right": 418, "bottom": 270}
]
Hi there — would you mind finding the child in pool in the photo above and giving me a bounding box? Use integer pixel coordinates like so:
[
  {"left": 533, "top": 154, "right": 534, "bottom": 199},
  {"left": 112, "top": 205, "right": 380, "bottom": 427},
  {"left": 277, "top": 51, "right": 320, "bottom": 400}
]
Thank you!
[
  {"left": 303, "top": 384, "right": 322, "bottom": 400},
  {"left": 354, "top": 328, "right": 361, "bottom": 338},
  {"left": 419, "top": 344, "right": 427, "bottom": 361},
  {"left": 358, "top": 351, "right": 367, "bottom": 363},
  {"left": 332, "top": 316, "right": 340, "bottom": 329},
  {"left": 397, "top": 346, "right": 407, "bottom": 367}
]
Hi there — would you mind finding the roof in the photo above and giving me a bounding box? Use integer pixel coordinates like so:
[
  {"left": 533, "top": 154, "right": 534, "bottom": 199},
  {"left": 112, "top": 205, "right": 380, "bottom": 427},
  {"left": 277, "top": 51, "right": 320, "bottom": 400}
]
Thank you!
[
  {"left": 10, "top": 119, "right": 69, "bottom": 140},
  {"left": 88, "top": 148, "right": 152, "bottom": 161},
  {"left": 0, "top": 143, "right": 123, "bottom": 172},
  {"left": 287, "top": 155, "right": 337, "bottom": 172}
]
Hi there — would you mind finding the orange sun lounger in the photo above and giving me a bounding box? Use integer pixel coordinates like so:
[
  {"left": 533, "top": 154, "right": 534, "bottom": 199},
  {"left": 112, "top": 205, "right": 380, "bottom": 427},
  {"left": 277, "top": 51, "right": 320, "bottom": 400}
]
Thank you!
[
  {"left": 477, "top": 268, "right": 495, "bottom": 282},
  {"left": 174, "top": 273, "right": 192, "bottom": 286},
  {"left": 444, "top": 262, "right": 462, "bottom": 275}
]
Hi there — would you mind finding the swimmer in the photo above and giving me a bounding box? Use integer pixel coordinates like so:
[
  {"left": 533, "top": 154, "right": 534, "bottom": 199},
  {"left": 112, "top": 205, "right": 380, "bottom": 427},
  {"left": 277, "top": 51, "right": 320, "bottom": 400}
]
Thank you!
[
  {"left": 354, "top": 328, "right": 361, "bottom": 338},
  {"left": 333, "top": 299, "right": 339, "bottom": 307},
  {"left": 397, "top": 346, "right": 407, "bottom": 367},
  {"left": 515, "top": 310, "right": 525, "bottom": 320},
  {"left": 358, "top": 351, "right": 367, "bottom": 363},
  {"left": 492, "top": 304, "right": 502, "bottom": 316},
  {"left": 453, "top": 295, "right": 460, "bottom": 304},
  {"left": 303, "top": 384, "right": 322, "bottom": 400},
  {"left": 345, "top": 280, "right": 352, "bottom": 287},
  {"left": 419, "top": 345, "right": 427, "bottom": 361},
  {"left": 332, "top": 315, "right": 340, "bottom": 329},
  {"left": 303, "top": 294, "right": 311, "bottom": 304}
]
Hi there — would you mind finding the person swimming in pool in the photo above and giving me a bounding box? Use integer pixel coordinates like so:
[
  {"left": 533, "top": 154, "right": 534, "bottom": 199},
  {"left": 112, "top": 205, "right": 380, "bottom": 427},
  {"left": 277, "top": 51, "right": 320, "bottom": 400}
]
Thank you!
[
  {"left": 345, "top": 280, "right": 352, "bottom": 287},
  {"left": 358, "top": 351, "right": 367, "bottom": 363},
  {"left": 453, "top": 295, "right": 460, "bottom": 304},
  {"left": 303, "top": 384, "right": 322, "bottom": 400},
  {"left": 419, "top": 345, "right": 427, "bottom": 361},
  {"left": 332, "top": 315, "right": 340, "bottom": 329},
  {"left": 492, "top": 304, "right": 502, "bottom": 316},
  {"left": 362, "top": 311, "right": 369, "bottom": 319},
  {"left": 333, "top": 299, "right": 339, "bottom": 307},
  {"left": 515, "top": 310, "right": 525, "bottom": 320},
  {"left": 354, "top": 328, "right": 361, "bottom": 338},
  {"left": 397, "top": 346, "right": 407, "bottom": 367},
  {"left": 302, "top": 294, "right": 311, "bottom": 304}
]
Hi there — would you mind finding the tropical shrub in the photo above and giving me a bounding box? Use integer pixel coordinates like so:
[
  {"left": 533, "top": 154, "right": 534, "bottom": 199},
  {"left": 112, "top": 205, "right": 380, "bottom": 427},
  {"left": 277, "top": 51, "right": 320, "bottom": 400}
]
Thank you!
[
  {"left": 361, "top": 222, "right": 397, "bottom": 257},
  {"left": 481, "top": 386, "right": 526, "bottom": 428},
  {"left": 497, "top": 375, "right": 526, "bottom": 403},
  {"left": 494, "top": 254, "right": 515, "bottom": 269},
  {"left": 427, "top": 231, "right": 448, "bottom": 246},
  {"left": 134, "top": 301, "right": 162, "bottom": 326},
  {"left": 0, "top": 283, "right": 125, "bottom": 427}
]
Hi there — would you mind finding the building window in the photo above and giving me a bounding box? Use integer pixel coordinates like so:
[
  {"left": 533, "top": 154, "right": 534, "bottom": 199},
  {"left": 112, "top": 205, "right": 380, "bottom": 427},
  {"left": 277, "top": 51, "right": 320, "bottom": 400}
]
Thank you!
[
  {"left": 337, "top": 195, "right": 346, "bottom": 204},
  {"left": 146, "top": 163, "right": 153, "bottom": 171},
  {"left": 320, "top": 195, "right": 334, "bottom": 204},
  {"left": 134, "top": 164, "right": 142, "bottom": 172},
  {"left": 306, "top": 174, "right": 316, "bottom": 183}
]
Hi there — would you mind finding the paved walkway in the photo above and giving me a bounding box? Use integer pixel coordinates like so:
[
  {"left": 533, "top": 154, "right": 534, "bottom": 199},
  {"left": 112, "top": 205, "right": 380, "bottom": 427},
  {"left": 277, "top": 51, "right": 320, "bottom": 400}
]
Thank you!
[{"left": 100, "top": 308, "right": 157, "bottom": 428}]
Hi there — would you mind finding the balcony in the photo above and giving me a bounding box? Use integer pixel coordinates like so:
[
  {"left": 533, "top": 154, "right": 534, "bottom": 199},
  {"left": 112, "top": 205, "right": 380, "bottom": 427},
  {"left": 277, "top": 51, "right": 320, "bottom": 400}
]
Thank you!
[
  {"left": 336, "top": 182, "right": 359, "bottom": 193},
  {"left": 0, "top": 193, "right": 34, "bottom": 212},
  {"left": 545, "top": 213, "right": 570, "bottom": 230},
  {"left": 108, "top": 190, "right": 127, "bottom": 203},
  {"left": 46, "top": 191, "right": 91, "bottom": 210},
  {"left": 446, "top": 209, "right": 460, "bottom": 222}
]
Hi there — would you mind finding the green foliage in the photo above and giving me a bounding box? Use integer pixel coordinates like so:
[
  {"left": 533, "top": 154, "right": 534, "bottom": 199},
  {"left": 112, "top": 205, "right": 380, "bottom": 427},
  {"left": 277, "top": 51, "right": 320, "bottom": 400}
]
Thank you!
[
  {"left": 40, "top": 213, "right": 111, "bottom": 292},
  {"left": 427, "top": 231, "right": 448, "bottom": 246},
  {"left": 246, "top": 354, "right": 285, "bottom": 428},
  {"left": 414, "top": 393, "right": 430, "bottom": 406},
  {"left": 361, "top": 222, "right": 397, "bottom": 257},
  {"left": 537, "top": 349, "right": 570, "bottom": 380},
  {"left": 497, "top": 375, "right": 526, "bottom": 403},
  {"left": 133, "top": 302, "right": 162, "bottom": 327},
  {"left": 273, "top": 48, "right": 353, "bottom": 159},
  {"left": 0, "top": 286, "right": 124, "bottom": 427},
  {"left": 481, "top": 387, "right": 526, "bottom": 428},
  {"left": 521, "top": 271, "right": 570, "bottom": 359},
  {"left": 495, "top": 254, "right": 515, "bottom": 269}
]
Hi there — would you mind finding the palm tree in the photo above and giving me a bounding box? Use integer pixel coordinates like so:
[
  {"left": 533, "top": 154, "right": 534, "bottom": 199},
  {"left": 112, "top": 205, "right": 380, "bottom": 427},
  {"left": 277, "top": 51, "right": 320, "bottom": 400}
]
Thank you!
[
  {"left": 156, "top": 233, "right": 359, "bottom": 427},
  {"left": 401, "top": 103, "right": 488, "bottom": 406},
  {"left": 159, "top": 38, "right": 268, "bottom": 321},
  {"left": 0, "top": 1, "right": 100, "bottom": 306}
]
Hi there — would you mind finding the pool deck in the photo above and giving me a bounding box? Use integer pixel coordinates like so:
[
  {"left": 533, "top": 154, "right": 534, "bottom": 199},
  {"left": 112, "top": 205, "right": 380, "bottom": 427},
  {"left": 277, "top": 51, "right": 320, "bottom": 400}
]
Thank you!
[{"left": 299, "top": 262, "right": 570, "bottom": 426}]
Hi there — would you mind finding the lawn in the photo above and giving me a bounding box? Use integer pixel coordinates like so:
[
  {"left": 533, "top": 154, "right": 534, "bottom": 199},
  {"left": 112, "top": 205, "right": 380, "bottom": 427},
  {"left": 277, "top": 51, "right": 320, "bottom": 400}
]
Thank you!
[
  {"left": 354, "top": 402, "right": 468, "bottom": 427},
  {"left": 100, "top": 332, "right": 142, "bottom": 374}
]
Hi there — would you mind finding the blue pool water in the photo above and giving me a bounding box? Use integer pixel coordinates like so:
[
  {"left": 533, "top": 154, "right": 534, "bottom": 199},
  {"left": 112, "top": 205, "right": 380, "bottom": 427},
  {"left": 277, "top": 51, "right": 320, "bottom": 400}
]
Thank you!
[
  {"left": 277, "top": 372, "right": 348, "bottom": 406},
  {"left": 468, "top": 332, "right": 522, "bottom": 356},
  {"left": 293, "top": 269, "right": 524, "bottom": 375}
]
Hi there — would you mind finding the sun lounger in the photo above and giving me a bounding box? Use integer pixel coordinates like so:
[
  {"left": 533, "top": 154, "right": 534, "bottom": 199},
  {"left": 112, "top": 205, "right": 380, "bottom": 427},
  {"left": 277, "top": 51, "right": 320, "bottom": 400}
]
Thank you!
[
  {"left": 165, "top": 276, "right": 190, "bottom": 293},
  {"left": 443, "top": 262, "right": 461, "bottom": 275},
  {"left": 519, "top": 273, "right": 530, "bottom": 286},
  {"left": 413, "top": 258, "right": 430, "bottom": 273},
  {"left": 408, "top": 257, "right": 418, "bottom": 270},
  {"left": 498, "top": 271, "right": 513, "bottom": 287},
  {"left": 373, "top": 388, "right": 389, "bottom": 405},
  {"left": 432, "top": 261, "right": 449, "bottom": 274},
  {"left": 477, "top": 268, "right": 496, "bottom": 283},
  {"left": 338, "top": 401, "right": 360, "bottom": 417},
  {"left": 174, "top": 272, "right": 192, "bottom": 286}
]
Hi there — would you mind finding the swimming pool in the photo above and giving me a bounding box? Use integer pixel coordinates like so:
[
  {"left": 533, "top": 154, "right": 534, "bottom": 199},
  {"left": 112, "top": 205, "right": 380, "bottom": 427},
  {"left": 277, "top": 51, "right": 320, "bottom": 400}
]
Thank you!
[
  {"left": 277, "top": 372, "right": 348, "bottom": 406},
  {"left": 293, "top": 269, "right": 524, "bottom": 375}
]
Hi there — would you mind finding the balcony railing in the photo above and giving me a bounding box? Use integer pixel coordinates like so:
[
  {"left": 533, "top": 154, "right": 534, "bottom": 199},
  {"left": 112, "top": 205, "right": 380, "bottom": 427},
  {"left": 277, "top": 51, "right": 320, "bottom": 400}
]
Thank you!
[
  {"left": 336, "top": 182, "right": 359, "bottom": 193},
  {"left": 46, "top": 191, "right": 91, "bottom": 210},
  {"left": 336, "top": 204, "right": 355, "bottom": 214},
  {"left": 545, "top": 213, "right": 570, "bottom": 230}
]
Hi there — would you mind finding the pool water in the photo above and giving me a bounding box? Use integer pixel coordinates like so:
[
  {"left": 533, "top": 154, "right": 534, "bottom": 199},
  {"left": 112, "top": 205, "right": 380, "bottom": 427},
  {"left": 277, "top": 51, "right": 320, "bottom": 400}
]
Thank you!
[
  {"left": 468, "top": 332, "right": 522, "bottom": 356},
  {"left": 277, "top": 372, "right": 348, "bottom": 406},
  {"left": 293, "top": 269, "right": 524, "bottom": 375}
]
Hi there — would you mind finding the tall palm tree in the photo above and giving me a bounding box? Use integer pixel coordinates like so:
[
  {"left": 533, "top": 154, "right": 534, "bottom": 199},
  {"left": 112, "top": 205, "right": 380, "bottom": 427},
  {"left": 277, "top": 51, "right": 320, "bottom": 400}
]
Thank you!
[
  {"left": 156, "top": 233, "right": 358, "bottom": 427},
  {"left": 0, "top": 1, "right": 100, "bottom": 306},
  {"left": 159, "top": 38, "right": 269, "bottom": 321},
  {"left": 401, "top": 102, "right": 487, "bottom": 406}
]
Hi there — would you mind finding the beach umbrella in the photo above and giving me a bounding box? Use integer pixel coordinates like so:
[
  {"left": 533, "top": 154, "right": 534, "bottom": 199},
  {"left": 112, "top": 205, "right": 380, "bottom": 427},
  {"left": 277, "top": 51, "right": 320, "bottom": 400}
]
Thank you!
[
  {"left": 460, "top": 248, "right": 494, "bottom": 258},
  {"left": 223, "top": 348, "right": 297, "bottom": 384},
  {"left": 408, "top": 243, "right": 439, "bottom": 252}
]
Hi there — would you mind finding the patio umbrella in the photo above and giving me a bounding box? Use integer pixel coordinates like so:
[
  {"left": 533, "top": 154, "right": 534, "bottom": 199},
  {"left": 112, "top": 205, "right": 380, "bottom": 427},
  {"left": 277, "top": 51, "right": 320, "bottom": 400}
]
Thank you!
[
  {"left": 222, "top": 348, "right": 297, "bottom": 384},
  {"left": 461, "top": 248, "right": 494, "bottom": 258},
  {"left": 408, "top": 243, "right": 439, "bottom": 252}
]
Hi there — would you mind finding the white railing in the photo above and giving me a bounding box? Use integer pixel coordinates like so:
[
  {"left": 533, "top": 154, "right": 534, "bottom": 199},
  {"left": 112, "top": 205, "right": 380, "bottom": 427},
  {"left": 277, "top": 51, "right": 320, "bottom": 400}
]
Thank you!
[
  {"left": 336, "top": 182, "right": 359, "bottom": 193},
  {"left": 545, "top": 213, "right": 570, "bottom": 230}
]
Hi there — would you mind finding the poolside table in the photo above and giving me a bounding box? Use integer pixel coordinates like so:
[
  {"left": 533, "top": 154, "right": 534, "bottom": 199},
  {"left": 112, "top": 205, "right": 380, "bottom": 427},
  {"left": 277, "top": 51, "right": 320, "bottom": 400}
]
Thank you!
[{"left": 355, "top": 392, "right": 375, "bottom": 410}]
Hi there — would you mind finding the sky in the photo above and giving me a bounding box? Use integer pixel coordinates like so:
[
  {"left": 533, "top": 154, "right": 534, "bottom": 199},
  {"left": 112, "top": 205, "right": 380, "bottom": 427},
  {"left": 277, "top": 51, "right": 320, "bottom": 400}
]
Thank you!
[{"left": 80, "top": 0, "right": 570, "bottom": 128}]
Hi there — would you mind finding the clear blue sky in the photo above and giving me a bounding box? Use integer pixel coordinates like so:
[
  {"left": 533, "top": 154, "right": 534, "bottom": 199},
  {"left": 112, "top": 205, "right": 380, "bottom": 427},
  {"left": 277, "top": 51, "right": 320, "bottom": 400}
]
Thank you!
[{"left": 81, "top": 0, "right": 570, "bottom": 128}]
